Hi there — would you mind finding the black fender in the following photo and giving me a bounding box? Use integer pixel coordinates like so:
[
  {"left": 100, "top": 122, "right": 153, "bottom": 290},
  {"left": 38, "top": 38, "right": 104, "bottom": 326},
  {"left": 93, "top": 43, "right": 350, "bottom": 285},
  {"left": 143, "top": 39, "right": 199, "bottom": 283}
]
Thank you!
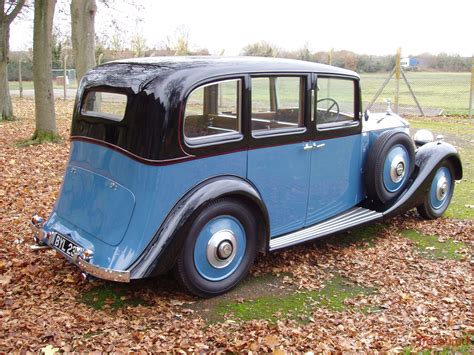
[
  {"left": 382, "top": 141, "right": 462, "bottom": 219},
  {"left": 128, "top": 175, "right": 270, "bottom": 279}
]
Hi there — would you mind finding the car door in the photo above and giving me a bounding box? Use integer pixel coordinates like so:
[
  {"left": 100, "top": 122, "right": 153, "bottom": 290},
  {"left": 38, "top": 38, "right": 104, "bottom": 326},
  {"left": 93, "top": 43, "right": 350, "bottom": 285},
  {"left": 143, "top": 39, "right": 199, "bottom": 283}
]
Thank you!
[
  {"left": 305, "top": 76, "right": 366, "bottom": 226},
  {"left": 247, "top": 75, "right": 313, "bottom": 237}
]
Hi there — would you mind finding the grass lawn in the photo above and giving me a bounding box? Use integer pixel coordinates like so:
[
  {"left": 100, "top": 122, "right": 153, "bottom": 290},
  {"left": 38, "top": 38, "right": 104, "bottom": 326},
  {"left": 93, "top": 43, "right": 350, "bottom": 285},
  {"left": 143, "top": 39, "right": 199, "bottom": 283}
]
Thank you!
[{"left": 361, "top": 72, "right": 472, "bottom": 115}]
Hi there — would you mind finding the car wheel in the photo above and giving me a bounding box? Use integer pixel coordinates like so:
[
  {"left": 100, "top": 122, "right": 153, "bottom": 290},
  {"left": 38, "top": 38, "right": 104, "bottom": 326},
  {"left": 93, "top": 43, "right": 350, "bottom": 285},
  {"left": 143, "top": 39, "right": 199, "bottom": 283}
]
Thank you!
[
  {"left": 365, "top": 130, "right": 415, "bottom": 206},
  {"left": 175, "top": 198, "right": 257, "bottom": 298},
  {"left": 417, "top": 161, "right": 454, "bottom": 220}
]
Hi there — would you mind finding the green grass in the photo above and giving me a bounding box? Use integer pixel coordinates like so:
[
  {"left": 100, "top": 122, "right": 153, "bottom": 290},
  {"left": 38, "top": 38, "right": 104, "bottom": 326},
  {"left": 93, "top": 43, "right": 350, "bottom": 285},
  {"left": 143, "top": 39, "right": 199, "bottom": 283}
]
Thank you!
[
  {"left": 360, "top": 72, "right": 471, "bottom": 114},
  {"left": 80, "top": 284, "right": 148, "bottom": 310},
  {"left": 409, "top": 118, "right": 474, "bottom": 219},
  {"left": 8, "top": 80, "right": 78, "bottom": 90},
  {"left": 15, "top": 129, "right": 62, "bottom": 146},
  {"left": 215, "top": 275, "right": 376, "bottom": 323},
  {"left": 402, "top": 230, "right": 466, "bottom": 261}
]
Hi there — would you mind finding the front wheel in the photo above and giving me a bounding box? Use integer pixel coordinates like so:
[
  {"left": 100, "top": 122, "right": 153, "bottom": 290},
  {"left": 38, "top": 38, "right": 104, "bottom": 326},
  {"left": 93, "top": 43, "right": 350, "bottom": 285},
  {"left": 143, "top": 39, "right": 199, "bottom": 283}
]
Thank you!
[
  {"left": 365, "top": 130, "right": 415, "bottom": 206},
  {"left": 175, "top": 198, "right": 257, "bottom": 298},
  {"left": 417, "top": 161, "right": 455, "bottom": 219}
]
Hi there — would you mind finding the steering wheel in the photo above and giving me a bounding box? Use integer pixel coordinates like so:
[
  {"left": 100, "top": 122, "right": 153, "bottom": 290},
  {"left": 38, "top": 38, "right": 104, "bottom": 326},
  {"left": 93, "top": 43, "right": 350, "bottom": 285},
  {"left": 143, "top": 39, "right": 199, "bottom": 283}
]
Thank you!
[{"left": 316, "top": 98, "right": 340, "bottom": 122}]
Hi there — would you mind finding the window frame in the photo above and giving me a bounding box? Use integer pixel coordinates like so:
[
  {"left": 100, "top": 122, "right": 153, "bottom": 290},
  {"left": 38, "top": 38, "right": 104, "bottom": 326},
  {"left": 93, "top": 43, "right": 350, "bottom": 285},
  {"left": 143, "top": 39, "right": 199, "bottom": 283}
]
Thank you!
[
  {"left": 250, "top": 74, "right": 308, "bottom": 139},
  {"left": 312, "top": 75, "right": 361, "bottom": 133},
  {"left": 183, "top": 78, "right": 244, "bottom": 148},
  {"left": 80, "top": 88, "right": 129, "bottom": 122}
]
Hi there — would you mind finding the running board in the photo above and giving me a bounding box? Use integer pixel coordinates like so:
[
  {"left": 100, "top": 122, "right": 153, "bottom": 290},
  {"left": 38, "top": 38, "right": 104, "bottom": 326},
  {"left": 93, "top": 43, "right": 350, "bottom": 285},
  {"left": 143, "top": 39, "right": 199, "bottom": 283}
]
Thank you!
[{"left": 269, "top": 207, "right": 383, "bottom": 251}]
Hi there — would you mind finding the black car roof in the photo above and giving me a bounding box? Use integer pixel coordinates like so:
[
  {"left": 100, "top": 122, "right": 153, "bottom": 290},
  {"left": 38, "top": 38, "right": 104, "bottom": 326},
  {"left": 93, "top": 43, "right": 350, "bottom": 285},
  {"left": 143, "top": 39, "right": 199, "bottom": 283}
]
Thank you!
[
  {"left": 84, "top": 56, "right": 358, "bottom": 94},
  {"left": 111, "top": 56, "right": 357, "bottom": 77}
]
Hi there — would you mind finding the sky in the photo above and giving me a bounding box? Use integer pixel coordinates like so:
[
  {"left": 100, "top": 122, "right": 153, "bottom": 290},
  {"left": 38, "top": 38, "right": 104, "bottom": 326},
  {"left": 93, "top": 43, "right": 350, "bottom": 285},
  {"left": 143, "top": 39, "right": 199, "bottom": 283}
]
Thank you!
[{"left": 9, "top": 0, "right": 474, "bottom": 57}]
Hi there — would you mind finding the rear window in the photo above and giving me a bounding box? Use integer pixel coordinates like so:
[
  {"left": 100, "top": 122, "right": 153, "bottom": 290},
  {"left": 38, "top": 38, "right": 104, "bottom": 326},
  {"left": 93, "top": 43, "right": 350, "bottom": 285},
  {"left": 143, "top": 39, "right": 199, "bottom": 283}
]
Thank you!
[{"left": 82, "top": 91, "right": 128, "bottom": 121}]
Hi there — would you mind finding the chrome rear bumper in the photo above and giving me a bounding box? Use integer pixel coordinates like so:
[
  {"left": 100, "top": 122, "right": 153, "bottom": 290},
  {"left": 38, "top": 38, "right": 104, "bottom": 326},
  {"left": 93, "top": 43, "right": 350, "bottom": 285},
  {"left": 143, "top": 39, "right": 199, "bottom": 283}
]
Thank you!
[
  {"left": 76, "top": 258, "right": 130, "bottom": 282},
  {"left": 30, "top": 215, "right": 130, "bottom": 283}
]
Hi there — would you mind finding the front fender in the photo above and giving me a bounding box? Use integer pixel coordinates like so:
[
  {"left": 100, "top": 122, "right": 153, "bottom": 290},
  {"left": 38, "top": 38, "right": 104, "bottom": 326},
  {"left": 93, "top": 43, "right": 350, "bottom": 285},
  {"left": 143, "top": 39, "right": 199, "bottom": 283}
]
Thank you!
[
  {"left": 383, "top": 141, "right": 462, "bottom": 219},
  {"left": 128, "top": 175, "right": 269, "bottom": 279}
]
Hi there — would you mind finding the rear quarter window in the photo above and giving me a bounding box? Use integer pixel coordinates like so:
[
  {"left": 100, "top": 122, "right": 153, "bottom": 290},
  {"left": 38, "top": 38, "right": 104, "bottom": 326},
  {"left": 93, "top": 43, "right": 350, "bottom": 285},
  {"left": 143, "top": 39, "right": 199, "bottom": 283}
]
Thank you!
[{"left": 82, "top": 91, "right": 128, "bottom": 122}]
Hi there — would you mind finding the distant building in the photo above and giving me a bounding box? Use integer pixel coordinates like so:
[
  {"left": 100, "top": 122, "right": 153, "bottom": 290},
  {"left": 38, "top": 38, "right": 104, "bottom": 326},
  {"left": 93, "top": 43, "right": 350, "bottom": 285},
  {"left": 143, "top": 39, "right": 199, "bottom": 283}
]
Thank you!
[{"left": 401, "top": 57, "right": 418, "bottom": 69}]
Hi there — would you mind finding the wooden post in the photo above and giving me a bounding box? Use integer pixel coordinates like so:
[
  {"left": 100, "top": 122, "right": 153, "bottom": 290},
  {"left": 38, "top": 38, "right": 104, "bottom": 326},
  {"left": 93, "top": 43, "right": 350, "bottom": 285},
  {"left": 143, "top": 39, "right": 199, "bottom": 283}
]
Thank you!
[
  {"left": 327, "top": 48, "right": 333, "bottom": 100},
  {"left": 366, "top": 67, "right": 396, "bottom": 111},
  {"left": 63, "top": 55, "right": 68, "bottom": 100},
  {"left": 401, "top": 68, "right": 425, "bottom": 117},
  {"left": 18, "top": 58, "right": 23, "bottom": 98},
  {"left": 394, "top": 47, "right": 401, "bottom": 114},
  {"left": 469, "top": 55, "right": 473, "bottom": 119}
]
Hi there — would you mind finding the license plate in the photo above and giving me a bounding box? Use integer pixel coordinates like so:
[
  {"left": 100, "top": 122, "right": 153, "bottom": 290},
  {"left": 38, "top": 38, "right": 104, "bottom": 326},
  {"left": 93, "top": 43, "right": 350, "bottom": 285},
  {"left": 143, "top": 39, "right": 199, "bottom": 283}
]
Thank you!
[{"left": 52, "top": 233, "right": 83, "bottom": 258}]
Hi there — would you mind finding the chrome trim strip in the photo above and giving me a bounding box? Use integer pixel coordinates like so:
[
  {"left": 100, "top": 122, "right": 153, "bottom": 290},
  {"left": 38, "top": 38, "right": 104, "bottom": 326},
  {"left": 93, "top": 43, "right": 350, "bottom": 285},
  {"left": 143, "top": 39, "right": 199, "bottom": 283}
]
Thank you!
[
  {"left": 77, "top": 258, "right": 130, "bottom": 283},
  {"left": 269, "top": 207, "right": 383, "bottom": 251}
]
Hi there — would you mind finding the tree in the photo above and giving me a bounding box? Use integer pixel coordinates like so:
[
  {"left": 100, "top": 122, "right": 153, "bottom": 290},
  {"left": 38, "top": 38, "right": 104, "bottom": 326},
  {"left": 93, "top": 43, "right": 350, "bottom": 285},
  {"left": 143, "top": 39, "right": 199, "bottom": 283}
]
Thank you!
[
  {"left": 0, "top": 0, "right": 26, "bottom": 120},
  {"left": 32, "top": 0, "right": 58, "bottom": 142},
  {"left": 163, "top": 25, "right": 191, "bottom": 55},
  {"left": 241, "top": 41, "right": 280, "bottom": 57},
  {"left": 297, "top": 43, "right": 312, "bottom": 61},
  {"left": 130, "top": 32, "right": 146, "bottom": 57},
  {"left": 70, "top": 0, "right": 96, "bottom": 81}
]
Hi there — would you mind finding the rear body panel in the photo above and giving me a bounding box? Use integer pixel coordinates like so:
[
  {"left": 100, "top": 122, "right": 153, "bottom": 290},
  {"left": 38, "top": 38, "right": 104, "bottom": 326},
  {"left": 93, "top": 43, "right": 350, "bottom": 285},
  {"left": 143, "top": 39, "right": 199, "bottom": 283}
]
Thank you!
[{"left": 43, "top": 140, "right": 247, "bottom": 271}]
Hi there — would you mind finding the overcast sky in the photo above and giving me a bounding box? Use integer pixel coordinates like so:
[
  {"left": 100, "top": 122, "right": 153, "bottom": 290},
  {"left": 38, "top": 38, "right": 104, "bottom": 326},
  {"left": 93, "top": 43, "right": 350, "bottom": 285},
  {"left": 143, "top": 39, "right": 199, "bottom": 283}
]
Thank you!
[{"left": 10, "top": 0, "right": 473, "bottom": 56}]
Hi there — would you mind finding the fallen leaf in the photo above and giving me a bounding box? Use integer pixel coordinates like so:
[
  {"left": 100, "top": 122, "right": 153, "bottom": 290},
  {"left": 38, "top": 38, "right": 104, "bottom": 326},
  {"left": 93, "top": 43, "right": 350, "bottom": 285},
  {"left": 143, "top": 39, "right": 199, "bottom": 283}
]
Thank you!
[{"left": 40, "top": 345, "right": 59, "bottom": 355}]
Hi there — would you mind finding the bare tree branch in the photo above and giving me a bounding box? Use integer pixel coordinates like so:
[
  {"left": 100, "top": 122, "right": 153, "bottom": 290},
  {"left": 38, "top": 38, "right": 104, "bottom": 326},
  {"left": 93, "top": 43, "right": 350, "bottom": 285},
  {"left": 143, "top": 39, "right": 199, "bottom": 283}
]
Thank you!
[{"left": 5, "top": 0, "right": 26, "bottom": 24}]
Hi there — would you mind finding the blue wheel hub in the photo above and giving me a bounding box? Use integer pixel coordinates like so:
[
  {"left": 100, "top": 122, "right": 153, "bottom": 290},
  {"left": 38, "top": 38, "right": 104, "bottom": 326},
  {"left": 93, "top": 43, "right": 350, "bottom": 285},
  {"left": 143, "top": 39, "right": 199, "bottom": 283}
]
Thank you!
[
  {"left": 429, "top": 167, "right": 452, "bottom": 210},
  {"left": 194, "top": 215, "right": 246, "bottom": 281},
  {"left": 383, "top": 145, "right": 410, "bottom": 192}
]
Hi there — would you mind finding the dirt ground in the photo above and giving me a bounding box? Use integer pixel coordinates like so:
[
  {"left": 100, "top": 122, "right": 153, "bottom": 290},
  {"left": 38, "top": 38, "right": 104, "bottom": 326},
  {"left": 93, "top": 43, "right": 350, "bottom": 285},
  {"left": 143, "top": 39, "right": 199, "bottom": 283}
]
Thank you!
[{"left": 0, "top": 99, "right": 472, "bottom": 352}]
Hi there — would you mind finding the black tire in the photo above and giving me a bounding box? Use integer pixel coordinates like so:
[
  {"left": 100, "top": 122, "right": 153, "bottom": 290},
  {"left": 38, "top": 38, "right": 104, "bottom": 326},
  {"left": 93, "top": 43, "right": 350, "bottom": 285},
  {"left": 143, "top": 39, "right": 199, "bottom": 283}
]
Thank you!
[
  {"left": 174, "top": 198, "right": 257, "bottom": 298},
  {"left": 417, "top": 161, "right": 455, "bottom": 220},
  {"left": 365, "top": 130, "right": 415, "bottom": 206}
]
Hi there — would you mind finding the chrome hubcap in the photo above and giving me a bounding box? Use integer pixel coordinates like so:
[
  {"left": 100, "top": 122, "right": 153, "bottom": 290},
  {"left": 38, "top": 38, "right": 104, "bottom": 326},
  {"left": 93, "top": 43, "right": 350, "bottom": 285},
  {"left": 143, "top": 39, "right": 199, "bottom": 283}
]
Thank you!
[
  {"left": 436, "top": 176, "right": 448, "bottom": 200},
  {"left": 217, "top": 241, "right": 233, "bottom": 259},
  {"left": 206, "top": 230, "right": 237, "bottom": 269},
  {"left": 390, "top": 155, "right": 406, "bottom": 183}
]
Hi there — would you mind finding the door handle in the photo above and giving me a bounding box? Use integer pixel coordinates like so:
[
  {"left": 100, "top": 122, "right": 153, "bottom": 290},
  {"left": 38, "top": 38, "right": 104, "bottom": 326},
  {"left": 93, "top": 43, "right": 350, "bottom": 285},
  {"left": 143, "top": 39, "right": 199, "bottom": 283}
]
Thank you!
[
  {"left": 303, "top": 143, "right": 315, "bottom": 151},
  {"left": 315, "top": 143, "right": 326, "bottom": 149}
]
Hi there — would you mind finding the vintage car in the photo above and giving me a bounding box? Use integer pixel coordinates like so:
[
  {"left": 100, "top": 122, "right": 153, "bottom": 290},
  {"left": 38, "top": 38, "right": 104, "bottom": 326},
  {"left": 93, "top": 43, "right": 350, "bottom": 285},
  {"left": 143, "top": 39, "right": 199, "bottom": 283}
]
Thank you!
[{"left": 31, "top": 57, "right": 462, "bottom": 297}]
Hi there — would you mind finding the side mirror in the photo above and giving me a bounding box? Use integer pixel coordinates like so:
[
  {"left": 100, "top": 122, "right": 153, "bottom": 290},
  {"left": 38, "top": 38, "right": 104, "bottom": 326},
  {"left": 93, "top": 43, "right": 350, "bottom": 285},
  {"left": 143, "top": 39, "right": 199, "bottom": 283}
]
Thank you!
[{"left": 364, "top": 109, "right": 370, "bottom": 121}]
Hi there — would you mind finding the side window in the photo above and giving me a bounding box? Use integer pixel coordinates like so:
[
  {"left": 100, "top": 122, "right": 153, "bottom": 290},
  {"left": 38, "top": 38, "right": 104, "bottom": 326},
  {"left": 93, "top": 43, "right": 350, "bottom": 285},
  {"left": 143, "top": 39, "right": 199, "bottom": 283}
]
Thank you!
[
  {"left": 314, "top": 78, "right": 355, "bottom": 126},
  {"left": 184, "top": 79, "right": 242, "bottom": 144},
  {"left": 82, "top": 91, "right": 127, "bottom": 122},
  {"left": 251, "top": 76, "right": 304, "bottom": 135}
]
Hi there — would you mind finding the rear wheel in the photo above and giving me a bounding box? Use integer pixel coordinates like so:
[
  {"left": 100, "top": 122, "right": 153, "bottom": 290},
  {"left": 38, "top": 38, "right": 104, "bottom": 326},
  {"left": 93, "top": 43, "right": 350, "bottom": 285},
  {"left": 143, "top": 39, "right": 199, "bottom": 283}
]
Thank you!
[
  {"left": 175, "top": 198, "right": 257, "bottom": 298},
  {"left": 417, "top": 161, "right": 454, "bottom": 219}
]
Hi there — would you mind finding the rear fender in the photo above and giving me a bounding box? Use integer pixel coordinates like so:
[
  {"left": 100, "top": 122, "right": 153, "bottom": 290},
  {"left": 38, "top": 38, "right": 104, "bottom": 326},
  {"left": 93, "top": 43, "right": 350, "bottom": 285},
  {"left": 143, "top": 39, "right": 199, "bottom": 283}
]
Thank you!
[
  {"left": 382, "top": 141, "right": 462, "bottom": 218},
  {"left": 128, "top": 175, "right": 269, "bottom": 279}
]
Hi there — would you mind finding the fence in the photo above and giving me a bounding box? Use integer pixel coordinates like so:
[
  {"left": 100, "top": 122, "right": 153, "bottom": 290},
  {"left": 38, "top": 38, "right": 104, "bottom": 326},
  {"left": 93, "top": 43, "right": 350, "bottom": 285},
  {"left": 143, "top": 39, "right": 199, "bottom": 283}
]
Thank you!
[{"left": 324, "top": 48, "right": 474, "bottom": 117}]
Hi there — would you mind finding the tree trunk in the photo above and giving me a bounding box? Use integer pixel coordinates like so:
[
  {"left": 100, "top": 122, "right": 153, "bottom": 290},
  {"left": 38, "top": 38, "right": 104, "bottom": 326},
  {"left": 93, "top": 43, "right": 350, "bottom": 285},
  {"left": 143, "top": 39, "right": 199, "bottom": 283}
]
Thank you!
[
  {"left": 0, "top": 20, "right": 13, "bottom": 120},
  {"left": 0, "top": 0, "right": 25, "bottom": 121},
  {"left": 33, "top": 0, "right": 57, "bottom": 138},
  {"left": 0, "top": 16, "right": 13, "bottom": 120},
  {"left": 71, "top": 0, "right": 96, "bottom": 82}
]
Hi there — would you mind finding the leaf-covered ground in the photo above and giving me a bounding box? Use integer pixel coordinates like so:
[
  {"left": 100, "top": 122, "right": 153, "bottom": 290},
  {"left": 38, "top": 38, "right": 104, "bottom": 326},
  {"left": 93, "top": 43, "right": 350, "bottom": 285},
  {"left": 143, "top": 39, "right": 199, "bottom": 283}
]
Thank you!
[{"left": 0, "top": 98, "right": 473, "bottom": 352}]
